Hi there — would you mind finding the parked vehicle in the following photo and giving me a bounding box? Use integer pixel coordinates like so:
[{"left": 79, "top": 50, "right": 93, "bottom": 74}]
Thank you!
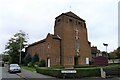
[{"left": 8, "top": 64, "right": 21, "bottom": 73}]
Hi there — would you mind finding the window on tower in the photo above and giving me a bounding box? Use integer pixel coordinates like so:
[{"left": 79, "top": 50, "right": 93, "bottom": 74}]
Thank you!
[
  {"left": 48, "top": 43, "right": 51, "bottom": 49},
  {"left": 57, "top": 19, "right": 61, "bottom": 22},
  {"left": 75, "top": 38, "right": 80, "bottom": 52},
  {"left": 69, "top": 19, "right": 72, "bottom": 22}
]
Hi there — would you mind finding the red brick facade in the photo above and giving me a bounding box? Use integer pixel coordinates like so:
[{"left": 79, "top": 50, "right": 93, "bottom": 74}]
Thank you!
[{"left": 25, "top": 11, "right": 92, "bottom": 67}]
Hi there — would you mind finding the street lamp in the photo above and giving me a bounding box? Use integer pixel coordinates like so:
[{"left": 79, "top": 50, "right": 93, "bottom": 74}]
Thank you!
[{"left": 103, "top": 43, "right": 108, "bottom": 57}]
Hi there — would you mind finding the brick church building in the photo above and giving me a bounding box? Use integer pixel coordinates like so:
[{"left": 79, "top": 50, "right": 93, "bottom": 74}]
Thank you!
[{"left": 25, "top": 11, "right": 92, "bottom": 67}]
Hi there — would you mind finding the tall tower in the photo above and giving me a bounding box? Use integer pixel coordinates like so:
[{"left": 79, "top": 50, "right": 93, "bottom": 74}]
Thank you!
[{"left": 54, "top": 11, "right": 91, "bottom": 67}]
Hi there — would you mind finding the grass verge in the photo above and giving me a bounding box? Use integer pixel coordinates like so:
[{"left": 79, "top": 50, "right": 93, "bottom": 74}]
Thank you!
[{"left": 21, "top": 66, "right": 36, "bottom": 72}]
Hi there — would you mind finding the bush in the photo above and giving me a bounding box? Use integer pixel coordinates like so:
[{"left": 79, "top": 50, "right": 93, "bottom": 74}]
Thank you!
[
  {"left": 34, "top": 61, "right": 39, "bottom": 67},
  {"left": 51, "top": 65, "right": 64, "bottom": 69},
  {"left": 74, "top": 68, "right": 100, "bottom": 78},
  {"left": 36, "top": 67, "right": 101, "bottom": 78},
  {"left": 36, "top": 67, "right": 61, "bottom": 77},
  {"left": 32, "top": 53, "right": 39, "bottom": 64},
  {"left": 74, "top": 65, "right": 97, "bottom": 68},
  {"left": 24, "top": 53, "right": 32, "bottom": 65},
  {"left": 27, "top": 62, "right": 33, "bottom": 67},
  {"left": 39, "top": 59, "right": 46, "bottom": 67}
]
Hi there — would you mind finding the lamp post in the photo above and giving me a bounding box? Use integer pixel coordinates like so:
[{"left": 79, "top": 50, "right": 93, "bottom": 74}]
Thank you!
[{"left": 103, "top": 43, "right": 108, "bottom": 57}]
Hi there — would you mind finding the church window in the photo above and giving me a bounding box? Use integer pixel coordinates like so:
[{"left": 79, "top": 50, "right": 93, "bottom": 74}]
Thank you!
[
  {"left": 40, "top": 44, "right": 45, "bottom": 53},
  {"left": 76, "top": 21, "right": 77, "bottom": 25},
  {"left": 68, "top": 57, "right": 72, "bottom": 63},
  {"left": 57, "top": 19, "right": 61, "bottom": 22},
  {"left": 69, "top": 19, "right": 72, "bottom": 22},
  {"left": 56, "top": 57, "right": 60, "bottom": 63},
  {"left": 48, "top": 43, "right": 51, "bottom": 49},
  {"left": 75, "top": 38, "right": 80, "bottom": 51}
]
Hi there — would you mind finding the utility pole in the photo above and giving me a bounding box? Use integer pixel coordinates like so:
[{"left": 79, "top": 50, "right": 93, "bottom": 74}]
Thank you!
[{"left": 19, "top": 35, "right": 22, "bottom": 65}]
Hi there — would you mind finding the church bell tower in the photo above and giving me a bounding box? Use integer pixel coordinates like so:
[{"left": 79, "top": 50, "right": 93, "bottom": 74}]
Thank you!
[{"left": 54, "top": 11, "right": 91, "bottom": 67}]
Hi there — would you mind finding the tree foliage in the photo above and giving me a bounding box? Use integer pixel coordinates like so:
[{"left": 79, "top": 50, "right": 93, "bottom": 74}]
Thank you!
[
  {"left": 109, "top": 52, "right": 117, "bottom": 63},
  {"left": 39, "top": 59, "right": 46, "bottom": 67},
  {"left": 111, "top": 47, "right": 120, "bottom": 59},
  {"left": 32, "top": 53, "right": 39, "bottom": 64},
  {"left": 5, "top": 30, "right": 28, "bottom": 64},
  {"left": 24, "top": 53, "right": 32, "bottom": 65}
]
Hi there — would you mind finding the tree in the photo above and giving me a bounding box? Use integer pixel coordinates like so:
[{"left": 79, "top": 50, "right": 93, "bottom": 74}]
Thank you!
[
  {"left": 5, "top": 30, "right": 28, "bottom": 64},
  {"left": 2, "top": 54, "right": 9, "bottom": 63},
  {"left": 24, "top": 53, "right": 32, "bottom": 65},
  {"left": 101, "top": 51, "right": 107, "bottom": 57},
  {"left": 116, "top": 47, "right": 120, "bottom": 58},
  {"left": 109, "top": 52, "right": 117, "bottom": 63},
  {"left": 32, "top": 53, "right": 39, "bottom": 64}
]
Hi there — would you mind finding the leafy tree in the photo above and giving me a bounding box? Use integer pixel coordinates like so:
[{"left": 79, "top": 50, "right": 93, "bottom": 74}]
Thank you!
[
  {"left": 32, "top": 53, "right": 39, "bottom": 64},
  {"left": 109, "top": 52, "right": 117, "bottom": 63},
  {"left": 111, "top": 47, "right": 120, "bottom": 59},
  {"left": 101, "top": 51, "right": 107, "bottom": 57},
  {"left": 5, "top": 30, "right": 28, "bottom": 64},
  {"left": 2, "top": 55, "right": 9, "bottom": 63},
  {"left": 116, "top": 47, "right": 120, "bottom": 58},
  {"left": 24, "top": 53, "right": 32, "bottom": 65}
]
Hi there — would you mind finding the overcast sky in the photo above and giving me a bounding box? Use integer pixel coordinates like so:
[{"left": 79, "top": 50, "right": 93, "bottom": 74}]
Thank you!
[{"left": 0, "top": 0, "right": 119, "bottom": 54}]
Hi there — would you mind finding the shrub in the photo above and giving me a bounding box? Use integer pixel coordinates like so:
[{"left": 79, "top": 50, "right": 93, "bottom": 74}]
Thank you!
[
  {"left": 74, "top": 65, "right": 97, "bottom": 68},
  {"left": 36, "top": 67, "right": 61, "bottom": 77},
  {"left": 24, "top": 53, "right": 32, "bottom": 65},
  {"left": 39, "top": 59, "right": 46, "bottom": 67},
  {"left": 51, "top": 65, "right": 64, "bottom": 69},
  {"left": 74, "top": 68, "right": 100, "bottom": 78},
  {"left": 36, "top": 67, "right": 101, "bottom": 78},
  {"left": 27, "top": 62, "right": 33, "bottom": 67},
  {"left": 34, "top": 61, "right": 39, "bottom": 67},
  {"left": 32, "top": 53, "right": 39, "bottom": 64}
]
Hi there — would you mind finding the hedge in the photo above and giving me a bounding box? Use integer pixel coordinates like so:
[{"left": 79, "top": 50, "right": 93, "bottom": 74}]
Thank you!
[
  {"left": 36, "top": 67, "right": 101, "bottom": 78},
  {"left": 36, "top": 67, "right": 61, "bottom": 78}
]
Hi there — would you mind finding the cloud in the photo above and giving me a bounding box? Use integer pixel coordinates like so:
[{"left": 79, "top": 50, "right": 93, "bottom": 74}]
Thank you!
[{"left": 0, "top": 0, "right": 119, "bottom": 53}]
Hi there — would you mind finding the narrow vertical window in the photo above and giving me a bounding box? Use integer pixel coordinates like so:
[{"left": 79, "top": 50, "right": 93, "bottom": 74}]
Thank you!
[
  {"left": 48, "top": 43, "right": 51, "bottom": 49},
  {"left": 68, "top": 57, "right": 72, "bottom": 63},
  {"left": 58, "top": 19, "right": 61, "bottom": 22},
  {"left": 75, "top": 38, "right": 80, "bottom": 52},
  {"left": 40, "top": 44, "right": 44, "bottom": 54}
]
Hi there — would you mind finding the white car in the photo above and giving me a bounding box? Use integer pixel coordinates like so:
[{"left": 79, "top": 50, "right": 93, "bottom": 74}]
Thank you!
[{"left": 8, "top": 64, "right": 21, "bottom": 73}]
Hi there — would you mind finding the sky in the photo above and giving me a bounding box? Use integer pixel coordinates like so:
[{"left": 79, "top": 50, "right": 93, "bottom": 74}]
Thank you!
[{"left": 0, "top": 0, "right": 119, "bottom": 54}]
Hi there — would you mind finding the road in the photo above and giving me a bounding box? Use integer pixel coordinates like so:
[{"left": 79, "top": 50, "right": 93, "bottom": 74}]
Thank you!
[
  {"left": 1, "top": 65, "right": 24, "bottom": 80},
  {"left": 1, "top": 64, "right": 55, "bottom": 80}
]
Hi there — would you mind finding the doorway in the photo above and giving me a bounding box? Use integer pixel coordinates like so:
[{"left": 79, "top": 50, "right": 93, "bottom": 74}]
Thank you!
[
  {"left": 74, "top": 57, "right": 78, "bottom": 65},
  {"left": 47, "top": 58, "right": 50, "bottom": 67}
]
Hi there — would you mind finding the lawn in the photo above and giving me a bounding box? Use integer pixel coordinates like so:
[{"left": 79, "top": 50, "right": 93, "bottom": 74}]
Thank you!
[{"left": 21, "top": 66, "right": 36, "bottom": 72}]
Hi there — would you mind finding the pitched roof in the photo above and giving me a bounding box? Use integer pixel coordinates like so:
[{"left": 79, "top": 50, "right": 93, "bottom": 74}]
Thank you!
[
  {"left": 28, "top": 39, "right": 46, "bottom": 47},
  {"left": 27, "top": 33, "right": 61, "bottom": 48},
  {"left": 47, "top": 33, "right": 61, "bottom": 40},
  {"left": 56, "top": 11, "right": 85, "bottom": 22}
]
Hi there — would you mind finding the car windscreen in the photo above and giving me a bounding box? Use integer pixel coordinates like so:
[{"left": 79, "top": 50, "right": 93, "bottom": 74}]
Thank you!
[{"left": 10, "top": 64, "right": 19, "bottom": 67}]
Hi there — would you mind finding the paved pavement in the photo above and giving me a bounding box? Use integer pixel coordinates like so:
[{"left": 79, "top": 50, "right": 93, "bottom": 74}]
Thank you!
[{"left": 16, "top": 68, "right": 55, "bottom": 79}]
